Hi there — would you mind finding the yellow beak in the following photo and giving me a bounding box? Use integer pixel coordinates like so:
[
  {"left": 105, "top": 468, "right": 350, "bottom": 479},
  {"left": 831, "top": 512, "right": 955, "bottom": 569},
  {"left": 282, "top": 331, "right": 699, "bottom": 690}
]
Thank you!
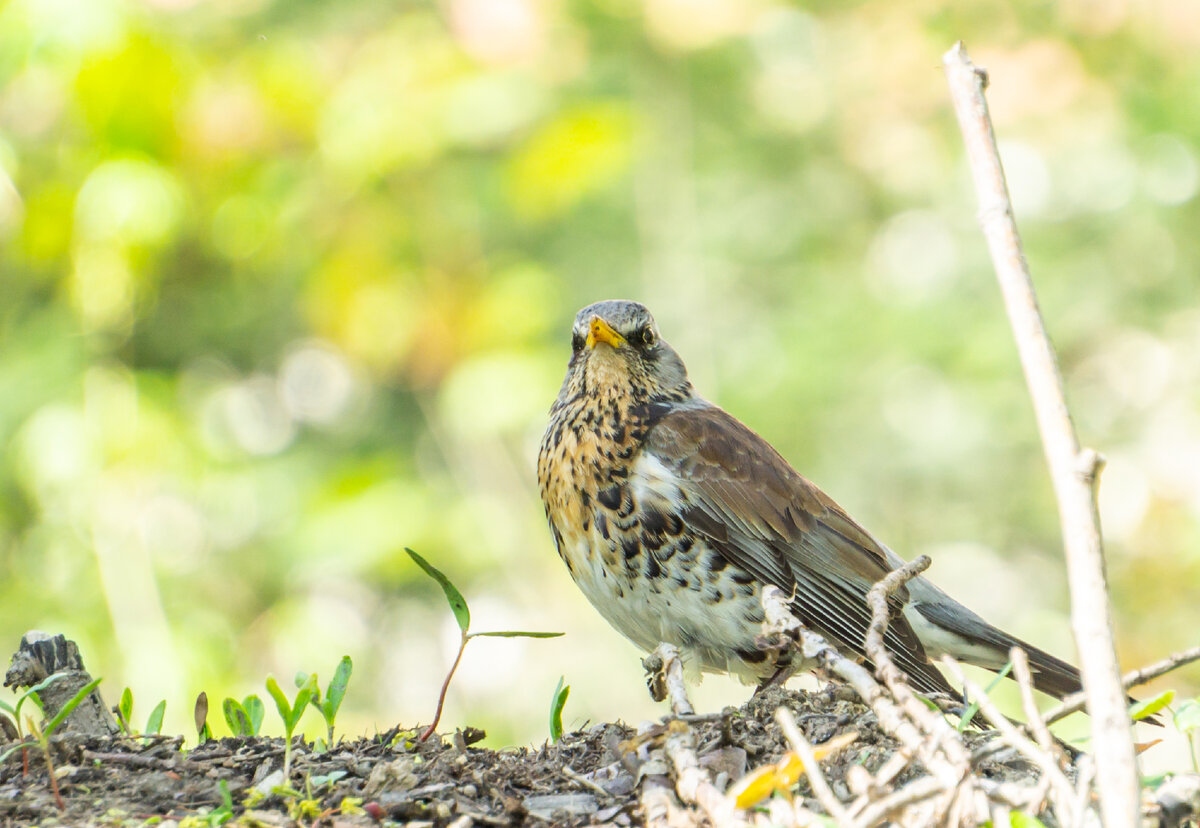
[{"left": 586, "top": 316, "right": 626, "bottom": 350}]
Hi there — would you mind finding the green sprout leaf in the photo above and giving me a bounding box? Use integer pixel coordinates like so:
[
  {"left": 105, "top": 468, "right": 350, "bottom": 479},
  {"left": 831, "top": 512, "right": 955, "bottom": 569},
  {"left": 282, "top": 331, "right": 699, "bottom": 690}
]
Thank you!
[
  {"left": 223, "top": 698, "right": 253, "bottom": 736},
  {"left": 1174, "top": 698, "right": 1200, "bottom": 734},
  {"left": 13, "top": 673, "right": 69, "bottom": 728},
  {"left": 145, "top": 700, "right": 166, "bottom": 736},
  {"left": 1130, "top": 689, "right": 1175, "bottom": 722},
  {"left": 326, "top": 656, "right": 352, "bottom": 718},
  {"left": 406, "top": 548, "right": 470, "bottom": 633},
  {"left": 1010, "top": 812, "right": 1048, "bottom": 828},
  {"left": 118, "top": 687, "right": 134, "bottom": 733},
  {"left": 44, "top": 677, "right": 103, "bottom": 738},
  {"left": 266, "top": 677, "right": 293, "bottom": 729},
  {"left": 243, "top": 695, "right": 264, "bottom": 735},
  {"left": 472, "top": 630, "right": 565, "bottom": 639},
  {"left": 549, "top": 677, "right": 570, "bottom": 743},
  {"left": 958, "top": 660, "right": 1013, "bottom": 732},
  {"left": 268, "top": 674, "right": 316, "bottom": 736}
]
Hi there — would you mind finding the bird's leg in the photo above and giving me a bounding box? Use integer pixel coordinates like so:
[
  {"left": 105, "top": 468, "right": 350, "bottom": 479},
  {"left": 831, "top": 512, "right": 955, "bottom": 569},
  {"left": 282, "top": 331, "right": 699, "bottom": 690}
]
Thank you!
[{"left": 752, "top": 663, "right": 794, "bottom": 697}]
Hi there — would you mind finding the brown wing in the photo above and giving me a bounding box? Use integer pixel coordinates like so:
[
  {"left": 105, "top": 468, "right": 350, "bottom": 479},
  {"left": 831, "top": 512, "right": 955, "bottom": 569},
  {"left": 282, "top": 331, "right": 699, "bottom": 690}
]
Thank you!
[{"left": 643, "top": 403, "right": 960, "bottom": 700}]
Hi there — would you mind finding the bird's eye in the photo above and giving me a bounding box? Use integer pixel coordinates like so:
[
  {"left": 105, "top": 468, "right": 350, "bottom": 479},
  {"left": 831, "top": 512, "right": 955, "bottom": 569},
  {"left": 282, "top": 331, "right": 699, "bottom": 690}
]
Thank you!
[
  {"left": 637, "top": 327, "right": 656, "bottom": 347},
  {"left": 571, "top": 332, "right": 585, "bottom": 352}
]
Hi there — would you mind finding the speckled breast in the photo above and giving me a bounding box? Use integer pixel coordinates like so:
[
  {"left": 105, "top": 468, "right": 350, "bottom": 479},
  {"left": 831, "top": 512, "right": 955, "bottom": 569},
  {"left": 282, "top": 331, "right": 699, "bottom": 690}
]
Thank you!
[{"left": 538, "top": 399, "right": 782, "bottom": 682}]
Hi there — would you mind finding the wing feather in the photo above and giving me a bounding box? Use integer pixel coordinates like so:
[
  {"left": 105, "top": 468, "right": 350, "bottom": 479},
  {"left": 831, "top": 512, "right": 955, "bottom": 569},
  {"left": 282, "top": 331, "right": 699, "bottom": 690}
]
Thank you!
[{"left": 643, "top": 403, "right": 959, "bottom": 700}]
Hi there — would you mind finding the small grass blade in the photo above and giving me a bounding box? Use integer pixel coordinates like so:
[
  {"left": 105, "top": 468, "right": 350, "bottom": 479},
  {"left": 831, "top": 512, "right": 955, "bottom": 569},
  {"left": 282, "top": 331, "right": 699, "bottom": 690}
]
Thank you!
[
  {"left": 549, "top": 677, "right": 569, "bottom": 743},
  {"left": 406, "top": 548, "right": 470, "bottom": 633},
  {"left": 145, "top": 700, "right": 166, "bottom": 735},
  {"left": 472, "top": 631, "right": 565, "bottom": 639},
  {"left": 15, "top": 673, "right": 69, "bottom": 723},
  {"left": 44, "top": 677, "right": 103, "bottom": 737},
  {"left": 958, "top": 660, "right": 1013, "bottom": 732}
]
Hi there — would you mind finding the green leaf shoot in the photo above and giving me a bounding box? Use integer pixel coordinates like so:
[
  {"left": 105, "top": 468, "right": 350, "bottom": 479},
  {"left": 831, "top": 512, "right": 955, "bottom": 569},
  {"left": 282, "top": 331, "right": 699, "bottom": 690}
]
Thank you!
[
  {"left": 1174, "top": 698, "right": 1200, "bottom": 734},
  {"left": 549, "top": 676, "right": 569, "bottom": 743},
  {"left": 44, "top": 677, "right": 103, "bottom": 738},
  {"left": 118, "top": 687, "right": 134, "bottom": 734},
  {"left": 1129, "top": 689, "right": 1175, "bottom": 722},
  {"left": 406, "top": 548, "right": 470, "bottom": 633},
  {"left": 145, "top": 700, "right": 166, "bottom": 736}
]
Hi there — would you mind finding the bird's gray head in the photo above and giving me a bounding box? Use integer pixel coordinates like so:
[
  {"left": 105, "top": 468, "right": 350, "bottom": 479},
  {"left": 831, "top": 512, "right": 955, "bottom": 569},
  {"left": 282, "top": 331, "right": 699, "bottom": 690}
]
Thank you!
[{"left": 554, "top": 300, "right": 693, "bottom": 406}]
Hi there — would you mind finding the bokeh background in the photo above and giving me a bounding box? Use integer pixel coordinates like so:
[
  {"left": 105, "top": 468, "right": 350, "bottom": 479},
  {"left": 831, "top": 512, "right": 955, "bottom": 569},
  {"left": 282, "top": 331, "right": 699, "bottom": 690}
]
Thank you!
[{"left": 2, "top": 0, "right": 1198, "bottom": 768}]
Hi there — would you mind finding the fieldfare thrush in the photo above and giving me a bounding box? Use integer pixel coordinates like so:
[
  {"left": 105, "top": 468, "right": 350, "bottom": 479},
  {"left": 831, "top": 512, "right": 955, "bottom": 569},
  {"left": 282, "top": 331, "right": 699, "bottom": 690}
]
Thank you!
[{"left": 537, "top": 299, "right": 1085, "bottom": 702}]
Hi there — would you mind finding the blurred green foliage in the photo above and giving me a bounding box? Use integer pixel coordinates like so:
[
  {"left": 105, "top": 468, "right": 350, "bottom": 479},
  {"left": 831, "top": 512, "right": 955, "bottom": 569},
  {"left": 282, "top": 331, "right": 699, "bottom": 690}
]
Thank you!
[{"left": 1, "top": 0, "right": 1198, "bottom": 751}]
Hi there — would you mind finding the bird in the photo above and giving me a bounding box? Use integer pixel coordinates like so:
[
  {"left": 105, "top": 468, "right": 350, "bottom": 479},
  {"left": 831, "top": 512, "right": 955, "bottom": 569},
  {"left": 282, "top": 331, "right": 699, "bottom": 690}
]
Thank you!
[{"left": 537, "top": 299, "right": 1087, "bottom": 705}]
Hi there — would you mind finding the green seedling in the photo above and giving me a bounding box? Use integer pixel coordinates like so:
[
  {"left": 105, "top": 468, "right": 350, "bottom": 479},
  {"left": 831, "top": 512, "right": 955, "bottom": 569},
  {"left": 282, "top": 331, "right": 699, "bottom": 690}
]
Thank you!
[
  {"left": 115, "top": 688, "right": 167, "bottom": 742},
  {"left": 117, "top": 687, "right": 134, "bottom": 736},
  {"left": 1174, "top": 698, "right": 1200, "bottom": 771},
  {"left": 223, "top": 695, "right": 264, "bottom": 737},
  {"left": 406, "top": 548, "right": 563, "bottom": 742},
  {"left": 0, "top": 677, "right": 103, "bottom": 810},
  {"left": 0, "top": 672, "right": 69, "bottom": 741},
  {"left": 266, "top": 673, "right": 317, "bottom": 781},
  {"left": 549, "top": 676, "right": 570, "bottom": 743},
  {"left": 145, "top": 699, "right": 167, "bottom": 737},
  {"left": 956, "top": 660, "right": 1013, "bottom": 733},
  {"left": 195, "top": 692, "right": 213, "bottom": 744},
  {"left": 295, "top": 655, "right": 353, "bottom": 749},
  {"left": 204, "top": 779, "right": 235, "bottom": 827}
]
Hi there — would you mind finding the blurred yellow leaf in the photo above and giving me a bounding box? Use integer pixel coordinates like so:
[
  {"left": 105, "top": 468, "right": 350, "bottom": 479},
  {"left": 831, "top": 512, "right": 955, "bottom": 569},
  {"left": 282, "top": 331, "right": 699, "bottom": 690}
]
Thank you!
[{"left": 505, "top": 103, "right": 634, "bottom": 220}]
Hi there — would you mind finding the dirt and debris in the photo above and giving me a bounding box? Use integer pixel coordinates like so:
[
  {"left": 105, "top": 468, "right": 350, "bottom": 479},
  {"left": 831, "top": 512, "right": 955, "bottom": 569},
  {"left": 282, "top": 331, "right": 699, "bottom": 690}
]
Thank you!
[{"left": 0, "top": 683, "right": 1047, "bottom": 827}]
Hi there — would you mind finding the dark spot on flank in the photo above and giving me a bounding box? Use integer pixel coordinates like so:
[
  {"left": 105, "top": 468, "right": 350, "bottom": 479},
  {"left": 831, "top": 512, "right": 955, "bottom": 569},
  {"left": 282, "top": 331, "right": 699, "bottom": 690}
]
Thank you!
[
  {"left": 597, "top": 514, "right": 610, "bottom": 539},
  {"left": 731, "top": 569, "right": 756, "bottom": 585},
  {"left": 597, "top": 485, "right": 621, "bottom": 510},
  {"left": 645, "top": 556, "right": 662, "bottom": 579},
  {"left": 621, "top": 537, "right": 640, "bottom": 560},
  {"left": 707, "top": 553, "right": 728, "bottom": 572}
]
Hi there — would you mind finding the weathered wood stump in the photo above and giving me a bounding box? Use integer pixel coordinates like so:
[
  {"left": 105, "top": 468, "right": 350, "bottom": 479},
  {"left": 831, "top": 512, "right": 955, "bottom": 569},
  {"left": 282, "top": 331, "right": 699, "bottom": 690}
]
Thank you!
[{"left": 4, "top": 631, "right": 119, "bottom": 737}]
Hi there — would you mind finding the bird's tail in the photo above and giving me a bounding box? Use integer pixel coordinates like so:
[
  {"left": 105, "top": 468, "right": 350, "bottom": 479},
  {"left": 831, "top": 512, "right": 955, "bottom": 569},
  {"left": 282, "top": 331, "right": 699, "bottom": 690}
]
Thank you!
[
  {"left": 910, "top": 599, "right": 1083, "bottom": 697},
  {"left": 910, "top": 598, "right": 1159, "bottom": 724}
]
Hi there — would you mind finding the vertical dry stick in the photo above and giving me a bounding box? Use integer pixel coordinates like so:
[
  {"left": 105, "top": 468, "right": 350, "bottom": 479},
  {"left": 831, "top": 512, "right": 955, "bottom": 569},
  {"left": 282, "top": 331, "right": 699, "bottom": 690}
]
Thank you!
[{"left": 942, "top": 41, "right": 1138, "bottom": 828}]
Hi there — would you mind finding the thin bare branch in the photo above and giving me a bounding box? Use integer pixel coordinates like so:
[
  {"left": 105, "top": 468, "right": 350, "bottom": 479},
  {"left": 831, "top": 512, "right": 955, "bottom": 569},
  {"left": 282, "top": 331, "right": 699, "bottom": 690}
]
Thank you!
[
  {"left": 1044, "top": 643, "right": 1200, "bottom": 725},
  {"left": 942, "top": 657, "right": 1077, "bottom": 826},
  {"left": 942, "top": 40, "right": 1137, "bottom": 828},
  {"left": 775, "top": 708, "right": 852, "bottom": 826}
]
